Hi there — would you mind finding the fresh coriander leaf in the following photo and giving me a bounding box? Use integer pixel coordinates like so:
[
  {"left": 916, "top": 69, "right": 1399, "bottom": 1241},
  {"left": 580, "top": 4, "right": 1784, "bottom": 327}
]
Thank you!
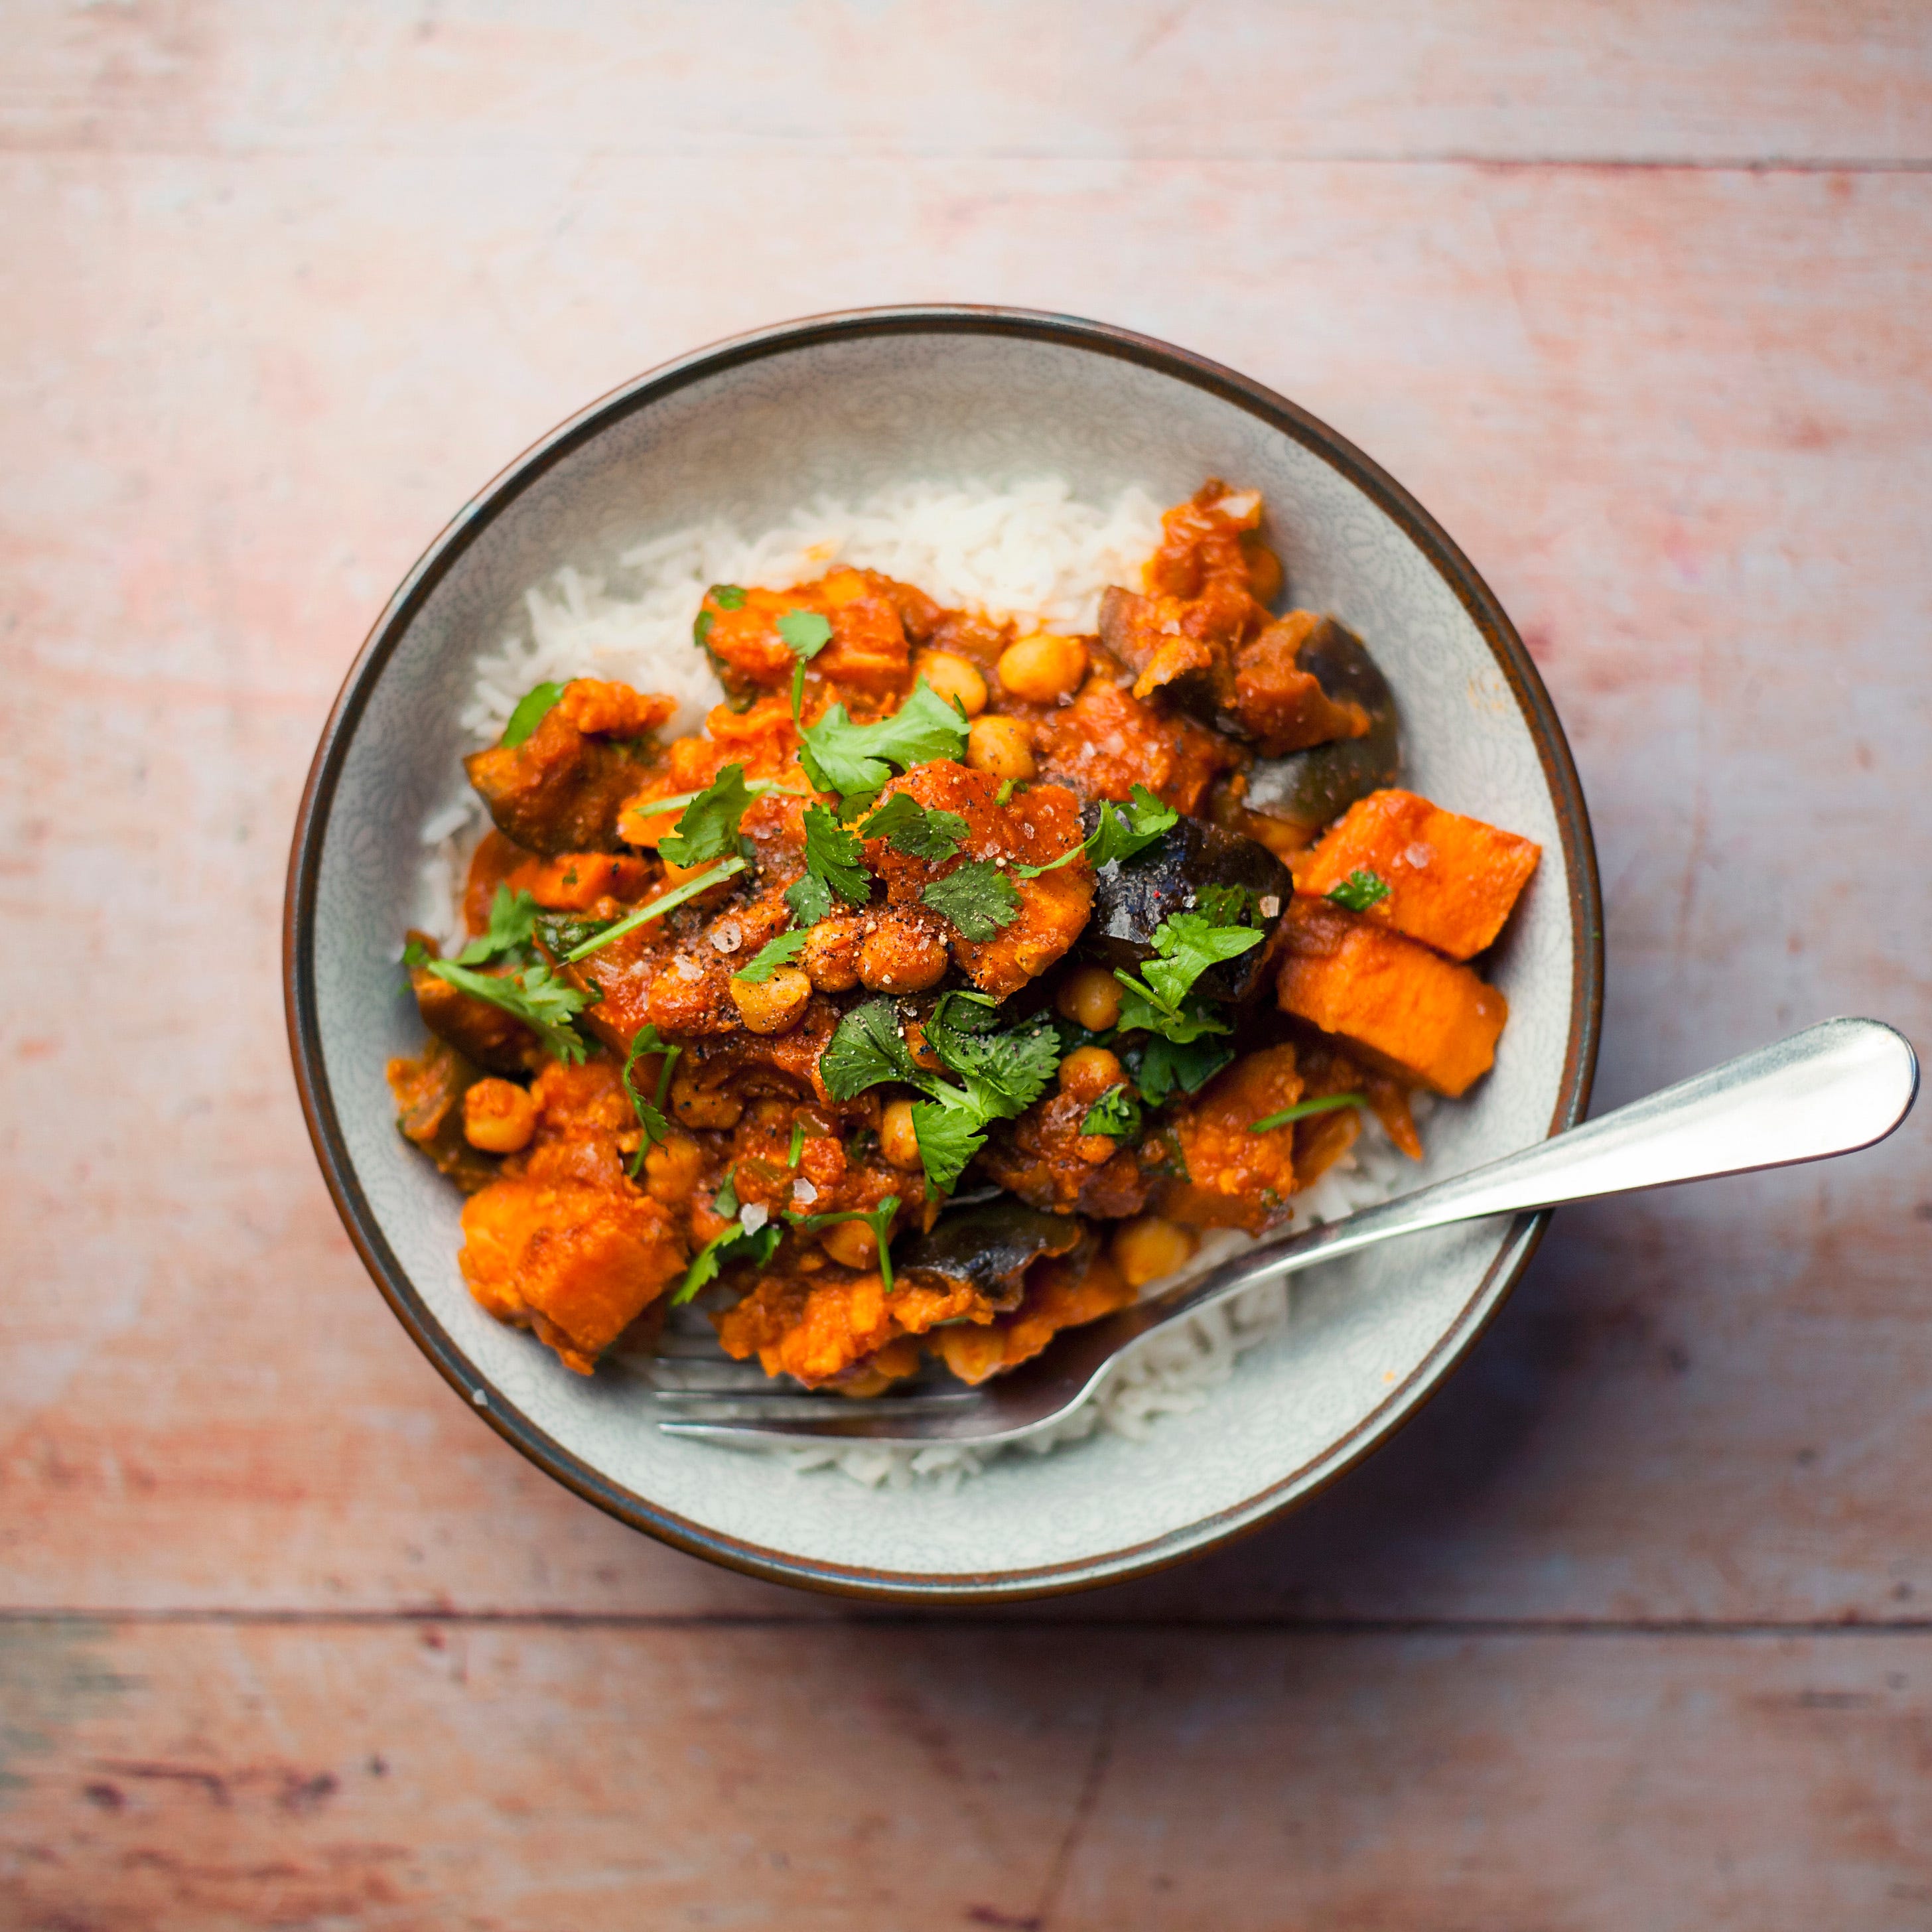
[
  {"left": 562, "top": 858, "right": 746, "bottom": 962},
  {"left": 425, "top": 959, "right": 589, "bottom": 1064},
  {"left": 796, "top": 677, "right": 970, "bottom": 800},
  {"left": 693, "top": 609, "right": 714, "bottom": 649},
  {"left": 710, "top": 585, "right": 747, "bottom": 611},
  {"left": 1326, "top": 867, "right": 1391, "bottom": 913},
  {"left": 501, "top": 681, "right": 564, "bottom": 748},
  {"left": 659, "top": 764, "right": 755, "bottom": 867},
  {"left": 620, "top": 1024, "right": 681, "bottom": 1175},
  {"left": 1129, "top": 1034, "right": 1234, "bottom": 1105},
  {"left": 1250, "top": 1093, "right": 1364, "bottom": 1134},
  {"left": 776, "top": 609, "right": 833, "bottom": 658},
  {"left": 672, "top": 1217, "right": 782, "bottom": 1306},
  {"left": 1018, "top": 783, "right": 1177, "bottom": 878},
  {"left": 908, "top": 1098, "right": 986, "bottom": 1196},
  {"left": 926, "top": 997, "right": 1059, "bottom": 1118},
  {"left": 784, "top": 872, "right": 834, "bottom": 927},
  {"left": 401, "top": 936, "right": 433, "bottom": 969},
  {"left": 801, "top": 803, "right": 870, "bottom": 907},
  {"left": 787, "top": 1119, "right": 805, "bottom": 1167},
  {"left": 821, "top": 997, "right": 916, "bottom": 1100},
  {"left": 1135, "top": 913, "right": 1265, "bottom": 1012},
  {"left": 858, "top": 792, "right": 969, "bottom": 862},
  {"left": 736, "top": 927, "right": 810, "bottom": 983},
  {"left": 1080, "top": 1085, "right": 1143, "bottom": 1140},
  {"left": 1113, "top": 975, "right": 1235, "bottom": 1045},
  {"left": 454, "top": 885, "right": 539, "bottom": 965},
  {"left": 783, "top": 1194, "right": 902, "bottom": 1291},
  {"left": 922, "top": 860, "right": 1020, "bottom": 941},
  {"left": 533, "top": 911, "right": 608, "bottom": 958},
  {"left": 1089, "top": 785, "right": 1178, "bottom": 867},
  {"left": 713, "top": 1168, "right": 740, "bottom": 1219},
  {"left": 994, "top": 778, "right": 1016, "bottom": 805}
]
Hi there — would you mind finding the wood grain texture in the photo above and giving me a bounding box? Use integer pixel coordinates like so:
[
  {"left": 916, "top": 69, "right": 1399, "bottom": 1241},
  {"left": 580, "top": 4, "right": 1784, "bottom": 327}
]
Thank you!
[
  {"left": 2, "top": 1619, "right": 1930, "bottom": 1930},
  {"left": 2, "top": 3, "right": 1931, "bottom": 1922},
  {"left": 2, "top": 0, "right": 1929, "bottom": 163}
]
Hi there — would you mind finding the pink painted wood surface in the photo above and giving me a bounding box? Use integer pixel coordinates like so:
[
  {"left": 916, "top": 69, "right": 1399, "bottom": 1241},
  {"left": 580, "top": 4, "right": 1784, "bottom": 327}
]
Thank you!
[
  {"left": 3, "top": 1620, "right": 1930, "bottom": 1930},
  {"left": 2, "top": 2, "right": 1930, "bottom": 1922}
]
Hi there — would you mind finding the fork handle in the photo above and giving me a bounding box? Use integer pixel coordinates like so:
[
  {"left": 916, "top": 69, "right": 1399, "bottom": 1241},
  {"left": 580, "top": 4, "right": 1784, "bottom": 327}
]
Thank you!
[{"left": 1162, "top": 1017, "right": 1918, "bottom": 1316}]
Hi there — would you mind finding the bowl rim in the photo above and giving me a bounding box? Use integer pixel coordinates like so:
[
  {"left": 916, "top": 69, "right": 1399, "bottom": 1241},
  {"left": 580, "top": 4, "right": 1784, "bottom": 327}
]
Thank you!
[{"left": 284, "top": 303, "right": 1604, "bottom": 1603}]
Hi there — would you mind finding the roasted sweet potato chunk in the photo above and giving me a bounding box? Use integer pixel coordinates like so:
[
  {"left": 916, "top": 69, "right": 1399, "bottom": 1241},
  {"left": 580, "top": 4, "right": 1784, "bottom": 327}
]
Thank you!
[
  {"left": 1157, "top": 1044, "right": 1304, "bottom": 1233},
  {"left": 1293, "top": 788, "right": 1541, "bottom": 961},
  {"left": 714, "top": 1270, "right": 995, "bottom": 1388},
  {"left": 464, "top": 679, "right": 675, "bottom": 855},
  {"left": 1276, "top": 897, "right": 1507, "bottom": 1097}
]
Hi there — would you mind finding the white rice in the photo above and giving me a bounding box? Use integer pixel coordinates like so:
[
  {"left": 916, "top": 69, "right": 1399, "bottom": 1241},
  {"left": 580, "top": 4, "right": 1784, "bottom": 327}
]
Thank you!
[{"left": 419, "top": 477, "right": 1417, "bottom": 1484}]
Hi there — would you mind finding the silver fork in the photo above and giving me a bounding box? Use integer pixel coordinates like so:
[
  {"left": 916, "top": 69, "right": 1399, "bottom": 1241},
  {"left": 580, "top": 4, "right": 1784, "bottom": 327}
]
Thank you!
[{"left": 647, "top": 1017, "right": 1917, "bottom": 1448}]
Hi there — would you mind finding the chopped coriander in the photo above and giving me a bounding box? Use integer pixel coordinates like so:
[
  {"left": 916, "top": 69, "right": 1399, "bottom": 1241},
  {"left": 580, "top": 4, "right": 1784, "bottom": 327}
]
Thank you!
[
  {"left": 1080, "top": 1085, "right": 1143, "bottom": 1140},
  {"left": 859, "top": 792, "right": 968, "bottom": 861},
  {"left": 993, "top": 778, "right": 1016, "bottom": 805},
  {"left": 736, "top": 927, "right": 811, "bottom": 983},
  {"left": 922, "top": 859, "right": 1020, "bottom": 941},
  {"left": 533, "top": 910, "right": 607, "bottom": 958},
  {"left": 710, "top": 585, "right": 747, "bottom": 610},
  {"left": 776, "top": 609, "right": 833, "bottom": 657},
  {"left": 713, "top": 1168, "right": 740, "bottom": 1218},
  {"left": 620, "top": 1024, "right": 681, "bottom": 1174},
  {"left": 784, "top": 1195, "right": 901, "bottom": 1291},
  {"left": 821, "top": 998, "right": 919, "bottom": 1100},
  {"left": 1017, "top": 783, "right": 1177, "bottom": 878},
  {"left": 1326, "top": 868, "right": 1391, "bottom": 913},
  {"left": 659, "top": 764, "right": 755, "bottom": 867},
  {"left": 784, "top": 872, "right": 835, "bottom": 927},
  {"left": 401, "top": 935, "right": 433, "bottom": 969},
  {"left": 796, "top": 677, "right": 970, "bottom": 803},
  {"left": 1129, "top": 1034, "right": 1234, "bottom": 1106},
  {"left": 672, "top": 1217, "right": 782, "bottom": 1305},
  {"left": 449, "top": 885, "right": 539, "bottom": 967},
  {"left": 926, "top": 992, "right": 1059, "bottom": 1117},
  {"left": 787, "top": 1119, "right": 805, "bottom": 1167},
  {"left": 630, "top": 776, "right": 805, "bottom": 823},
  {"left": 500, "top": 681, "right": 564, "bottom": 748},
  {"left": 424, "top": 958, "right": 589, "bottom": 1064},
  {"left": 1250, "top": 1092, "right": 1364, "bottom": 1134},
  {"left": 800, "top": 803, "right": 870, "bottom": 908},
  {"left": 561, "top": 858, "right": 746, "bottom": 962},
  {"left": 1123, "top": 912, "right": 1264, "bottom": 1015},
  {"left": 906, "top": 1098, "right": 985, "bottom": 1194},
  {"left": 1196, "top": 882, "right": 1259, "bottom": 928}
]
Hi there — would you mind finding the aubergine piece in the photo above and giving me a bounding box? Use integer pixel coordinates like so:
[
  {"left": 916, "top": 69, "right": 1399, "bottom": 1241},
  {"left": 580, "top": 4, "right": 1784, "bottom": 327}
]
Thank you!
[
  {"left": 1240, "top": 618, "right": 1399, "bottom": 845},
  {"left": 892, "top": 1199, "right": 1088, "bottom": 1309},
  {"left": 408, "top": 945, "right": 545, "bottom": 1075},
  {"left": 1081, "top": 813, "right": 1292, "bottom": 1002}
]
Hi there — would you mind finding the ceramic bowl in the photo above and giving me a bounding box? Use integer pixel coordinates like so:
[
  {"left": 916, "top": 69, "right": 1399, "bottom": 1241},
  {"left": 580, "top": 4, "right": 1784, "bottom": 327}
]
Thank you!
[{"left": 285, "top": 307, "right": 1602, "bottom": 1601}]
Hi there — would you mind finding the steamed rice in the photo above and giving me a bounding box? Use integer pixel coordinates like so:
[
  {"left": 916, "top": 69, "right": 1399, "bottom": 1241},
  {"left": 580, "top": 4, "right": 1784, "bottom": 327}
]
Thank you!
[{"left": 419, "top": 478, "right": 1414, "bottom": 1485}]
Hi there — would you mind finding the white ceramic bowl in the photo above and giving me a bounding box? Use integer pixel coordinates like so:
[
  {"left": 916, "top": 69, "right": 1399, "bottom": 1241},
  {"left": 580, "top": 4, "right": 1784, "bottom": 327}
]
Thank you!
[{"left": 285, "top": 308, "right": 1602, "bottom": 1600}]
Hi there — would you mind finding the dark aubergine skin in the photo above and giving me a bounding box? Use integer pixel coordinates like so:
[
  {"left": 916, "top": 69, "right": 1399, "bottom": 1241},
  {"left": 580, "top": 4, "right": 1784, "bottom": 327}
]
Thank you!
[
  {"left": 1241, "top": 618, "right": 1400, "bottom": 843},
  {"left": 893, "top": 1199, "right": 1088, "bottom": 1307},
  {"left": 1081, "top": 813, "right": 1292, "bottom": 1002}
]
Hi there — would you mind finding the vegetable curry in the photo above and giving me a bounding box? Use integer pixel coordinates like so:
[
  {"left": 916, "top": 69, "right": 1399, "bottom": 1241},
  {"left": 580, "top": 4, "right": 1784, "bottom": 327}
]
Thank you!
[{"left": 387, "top": 483, "right": 1541, "bottom": 1395}]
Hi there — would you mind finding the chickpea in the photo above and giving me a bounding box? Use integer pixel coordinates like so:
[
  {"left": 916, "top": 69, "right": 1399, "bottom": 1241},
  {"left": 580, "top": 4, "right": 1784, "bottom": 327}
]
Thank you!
[
  {"left": 462, "top": 1077, "right": 536, "bottom": 1154},
  {"left": 857, "top": 918, "right": 950, "bottom": 995},
  {"left": 642, "top": 1128, "right": 705, "bottom": 1207},
  {"left": 997, "top": 632, "right": 1088, "bottom": 704},
  {"left": 1111, "top": 1216, "right": 1199, "bottom": 1289},
  {"left": 965, "top": 714, "right": 1036, "bottom": 782},
  {"left": 821, "top": 1219, "right": 880, "bottom": 1270},
  {"left": 728, "top": 965, "right": 812, "bottom": 1035},
  {"left": 671, "top": 1071, "right": 743, "bottom": 1131},
  {"left": 879, "top": 1097, "right": 924, "bottom": 1170},
  {"left": 1059, "top": 1044, "right": 1125, "bottom": 1102},
  {"left": 1055, "top": 965, "right": 1124, "bottom": 1034},
  {"left": 801, "top": 916, "right": 864, "bottom": 993},
  {"left": 916, "top": 651, "right": 988, "bottom": 718}
]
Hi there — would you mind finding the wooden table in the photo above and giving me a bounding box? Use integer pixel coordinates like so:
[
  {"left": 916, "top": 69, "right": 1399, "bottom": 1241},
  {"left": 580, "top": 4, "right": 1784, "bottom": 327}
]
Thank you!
[{"left": 4, "top": 5, "right": 1929, "bottom": 1925}]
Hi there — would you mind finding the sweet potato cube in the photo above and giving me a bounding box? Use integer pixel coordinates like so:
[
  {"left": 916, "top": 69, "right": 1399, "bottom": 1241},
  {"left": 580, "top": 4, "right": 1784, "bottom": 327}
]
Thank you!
[
  {"left": 1276, "top": 897, "right": 1507, "bottom": 1097},
  {"left": 1294, "top": 788, "right": 1540, "bottom": 961}
]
